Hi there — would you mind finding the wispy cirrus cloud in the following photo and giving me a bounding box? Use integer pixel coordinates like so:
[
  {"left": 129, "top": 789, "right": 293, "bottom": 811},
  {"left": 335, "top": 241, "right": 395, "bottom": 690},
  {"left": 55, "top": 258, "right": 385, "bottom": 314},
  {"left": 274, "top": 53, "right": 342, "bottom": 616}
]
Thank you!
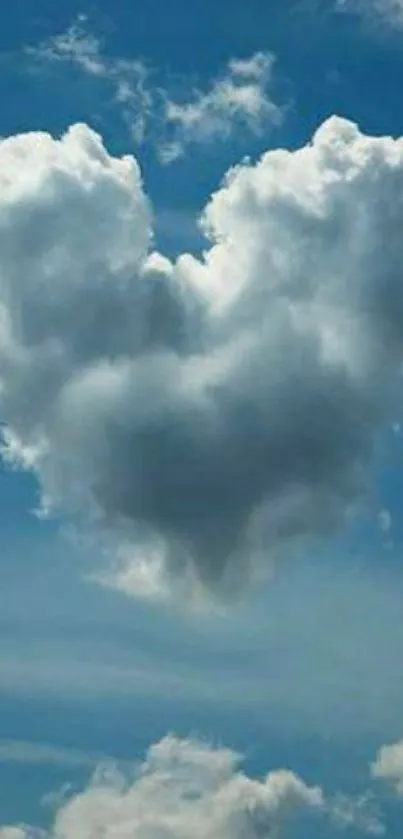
[
  {"left": 371, "top": 739, "right": 403, "bottom": 794},
  {"left": 160, "top": 51, "right": 281, "bottom": 162},
  {"left": 27, "top": 16, "right": 153, "bottom": 144},
  {"left": 27, "top": 17, "right": 283, "bottom": 161},
  {"left": 0, "top": 739, "right": 111, "bottom": 769},
  {"left": 335, "top": 0, "right": 403, "bottom": 29}
]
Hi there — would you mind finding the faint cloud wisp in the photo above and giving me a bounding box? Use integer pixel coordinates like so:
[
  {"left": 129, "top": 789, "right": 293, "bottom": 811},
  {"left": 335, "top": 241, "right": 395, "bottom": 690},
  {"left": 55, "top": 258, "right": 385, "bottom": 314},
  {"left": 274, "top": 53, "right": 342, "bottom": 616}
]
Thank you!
[{"left": 27, "top": 17, "right": 283, "bottom": 161}]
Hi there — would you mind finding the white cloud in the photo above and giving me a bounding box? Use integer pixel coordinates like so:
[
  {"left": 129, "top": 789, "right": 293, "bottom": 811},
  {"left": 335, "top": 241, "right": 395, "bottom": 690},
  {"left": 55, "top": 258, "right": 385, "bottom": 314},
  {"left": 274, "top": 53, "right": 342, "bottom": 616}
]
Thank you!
[
  {"left": 329, "top": 793, "right": 384, "bottom": 835},
  {"left": 3, "top": 117, "right": 403, "bottom": 602},
  {"left": 229, "top": 53, "right": 274, "bottom": 80},
  {"left": 29, "top": 20, "right": 282, "bottom": 159},
  {"left": 30, "top": 16, "right": 106, "bottom": 76},
  {"left": 161, "top": 51, "right": 281, "bottom": 162},
  {"left": 29, "top": 18, "right": 153, "bottom": 144},
  {"left": 0, "top": 734, "right": 381, "bottom": 839},
  {"left": 371, "top": 740, "right": 403, "bottom": 794}
]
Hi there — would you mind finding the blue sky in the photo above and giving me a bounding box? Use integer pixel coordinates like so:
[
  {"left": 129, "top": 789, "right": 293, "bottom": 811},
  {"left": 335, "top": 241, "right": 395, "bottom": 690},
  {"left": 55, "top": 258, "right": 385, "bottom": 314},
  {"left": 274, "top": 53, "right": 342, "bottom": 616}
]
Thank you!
[{"left": 2, "top": 1, "right": 403, "bottom": 838}]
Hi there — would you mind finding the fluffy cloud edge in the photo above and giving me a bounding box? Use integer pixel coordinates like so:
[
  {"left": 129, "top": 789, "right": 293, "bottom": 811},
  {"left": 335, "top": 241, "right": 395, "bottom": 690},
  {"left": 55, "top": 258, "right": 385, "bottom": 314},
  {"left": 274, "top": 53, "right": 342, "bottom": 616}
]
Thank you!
[
  {"left": 371, "top": 739, "right": 403, "bottom": 794},
  {"left": 2, "top": 114, "right": 403, "bottom": 604},
  {"left": 0, "top": 734, "right": 385, "bottom": 839}
]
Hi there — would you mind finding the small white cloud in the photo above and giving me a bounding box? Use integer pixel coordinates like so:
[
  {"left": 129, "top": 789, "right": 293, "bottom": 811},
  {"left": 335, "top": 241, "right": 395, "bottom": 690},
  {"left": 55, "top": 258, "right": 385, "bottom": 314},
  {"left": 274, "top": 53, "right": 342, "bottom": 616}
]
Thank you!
[
  {"left": 29, "top": 18, "right": 153, "bottom": 144},
  {"left": 161, "top": 51, "right": 281, "bottom": 161},
  {"left": 371, "top": 740, "right": 403, "bottom": 794},
  {"left": 329, "top": 793, "right": 384, "bottom": 835},
  {"left": 30, "top": 15, "right": 106, "bottom": 76},
  {"left": 229, "top": 52, "right": 275, "bottom": 80}
]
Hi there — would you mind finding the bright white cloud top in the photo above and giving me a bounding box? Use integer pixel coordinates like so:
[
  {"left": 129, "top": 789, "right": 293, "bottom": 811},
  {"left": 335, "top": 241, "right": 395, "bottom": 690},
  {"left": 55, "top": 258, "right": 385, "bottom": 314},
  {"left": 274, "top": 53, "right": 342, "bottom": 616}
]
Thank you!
[
  {"left": 1, "top": 117, "right": 403, "bottom": 601},
  {"left": 372, "top": 739, "right": 403, "bottom": 794},
  {"left": 0, "top": 734, "right": 384, "bottom": 839}
]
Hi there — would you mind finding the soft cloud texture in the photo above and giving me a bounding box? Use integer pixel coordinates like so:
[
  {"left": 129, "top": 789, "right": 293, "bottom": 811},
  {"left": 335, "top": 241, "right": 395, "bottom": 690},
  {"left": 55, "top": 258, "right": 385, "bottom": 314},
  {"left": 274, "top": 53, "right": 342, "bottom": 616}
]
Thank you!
[
  {"left": 29, "top": 17, "right": 153, "bottom": 144},
  {"left": 30, "top": 20, "right": 281, "bottom": 159},
  {"left": 2, "top": 117, "right": 403, "bottom": 601},
  {"left": 32, "top": 16, "right": 106, "bottom": 76},
  {"left": 0, "top": 734, "right": 382, "bottom": 839},
  {"left": 0, "top": 739, "right": 114, "bottom": 769},
  {"left": 160, "top": 51, "right": 281, "bottom": 162},
  {"left": 371, "top": 740, "right": 403, "bottom": 794}
]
